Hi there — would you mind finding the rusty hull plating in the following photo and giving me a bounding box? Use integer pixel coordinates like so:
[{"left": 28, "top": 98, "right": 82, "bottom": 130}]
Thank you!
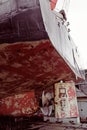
[{"left": 0, "top": 0, "right": 85, "bottom": 116}]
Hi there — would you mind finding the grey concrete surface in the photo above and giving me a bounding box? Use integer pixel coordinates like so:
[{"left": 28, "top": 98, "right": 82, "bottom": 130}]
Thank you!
[{"left": 30, "top": 122, "right": 87, "bottom": 130}]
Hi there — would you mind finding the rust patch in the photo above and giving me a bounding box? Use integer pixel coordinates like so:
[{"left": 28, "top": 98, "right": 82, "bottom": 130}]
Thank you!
[
  {"left": 0, "top": 91, "right": 38, "bottom": 116},
  {"left": 0, "top": 40, "right": 77, "bottom": 99}
]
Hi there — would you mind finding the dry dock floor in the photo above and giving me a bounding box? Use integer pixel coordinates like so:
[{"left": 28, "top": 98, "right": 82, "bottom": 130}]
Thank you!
[
  {"left": 0, "top": 116, "right": 87, "bottom": 130},
  {"left": 29, "top": 122, "right": 87, "bottom": 130}
]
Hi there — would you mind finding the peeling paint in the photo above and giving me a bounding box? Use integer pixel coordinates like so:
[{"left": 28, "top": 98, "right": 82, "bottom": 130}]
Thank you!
[
  {"left": 54, "top": 81, "right": 79, "bottom": 118},
  {"left": 0, "top": 40, "right": 79, "bottom": 99},
  {"left": 0, "top": 91, "right": 38, "bottom": 116}
]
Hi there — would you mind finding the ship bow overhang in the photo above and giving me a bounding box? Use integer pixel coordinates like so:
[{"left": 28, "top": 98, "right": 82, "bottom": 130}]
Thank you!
[{"left": 0, "top": 0, "right": 85, "bottom": 99}]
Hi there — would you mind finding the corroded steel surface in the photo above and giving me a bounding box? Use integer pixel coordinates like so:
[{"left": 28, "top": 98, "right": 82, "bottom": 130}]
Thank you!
[
  {"left": 0, "top": 40, "right": 77, "bottom": 99},
  {"left": 0, "top": 90, "right": 38, "bottom": 116},
  {"left": 54, "top": 82, "right": 79, "bottom": 118},
  {"left": 0, "top": 0, "right": 85, "bottom": 102}
]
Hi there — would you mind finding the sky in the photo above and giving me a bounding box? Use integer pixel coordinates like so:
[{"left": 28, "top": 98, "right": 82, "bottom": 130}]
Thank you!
[{"left": 67, "top": 0, "right": 87, "bottom": 69}]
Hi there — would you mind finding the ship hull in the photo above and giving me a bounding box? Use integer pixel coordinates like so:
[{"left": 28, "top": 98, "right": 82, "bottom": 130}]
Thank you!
[
  {"left": 0, "top": 0, "right": 85, "bottom": 116},
  {"left": 0, "top": 0, "right": 48, "bottom": 43}
]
